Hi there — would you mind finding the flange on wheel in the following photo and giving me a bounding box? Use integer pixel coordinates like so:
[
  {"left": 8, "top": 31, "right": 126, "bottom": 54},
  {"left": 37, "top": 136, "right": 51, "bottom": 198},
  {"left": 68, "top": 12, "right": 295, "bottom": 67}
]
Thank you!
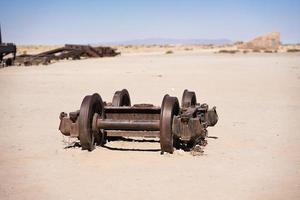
[
  {"left": 160, "top": 95, "right": 180, "bottom": 154},
  {"left": 78, "top": 93, "right": 104, "bottom": 151},
  {"left": 112, "top": 89, "right": 131, "bottom": 106},
  {"left": 181, "top": 89, "right": 197, "bottom": 108}
]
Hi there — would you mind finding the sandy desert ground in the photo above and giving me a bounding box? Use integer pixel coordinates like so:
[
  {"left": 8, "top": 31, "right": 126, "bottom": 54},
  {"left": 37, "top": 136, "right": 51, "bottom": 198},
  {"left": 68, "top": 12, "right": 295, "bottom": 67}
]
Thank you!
[
  {"left": 16, "top": 43, "right": 300, "bottom": 56},
  {"left": 0, "top": 50, "right": 299, "bottom": 199}
]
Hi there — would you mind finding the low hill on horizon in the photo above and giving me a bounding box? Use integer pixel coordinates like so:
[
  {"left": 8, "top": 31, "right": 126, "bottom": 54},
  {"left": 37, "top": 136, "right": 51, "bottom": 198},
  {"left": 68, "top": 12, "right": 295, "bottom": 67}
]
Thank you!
[{"left": 99, "top": 38, "right": 233, "bottom": 45}]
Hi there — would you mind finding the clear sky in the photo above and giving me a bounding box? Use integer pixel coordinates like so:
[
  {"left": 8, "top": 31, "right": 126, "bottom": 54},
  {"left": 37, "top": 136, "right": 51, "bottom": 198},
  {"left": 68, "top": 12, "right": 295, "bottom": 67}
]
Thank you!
[{"left": 1, "top": 0, "right": 300, "bottom": 44}]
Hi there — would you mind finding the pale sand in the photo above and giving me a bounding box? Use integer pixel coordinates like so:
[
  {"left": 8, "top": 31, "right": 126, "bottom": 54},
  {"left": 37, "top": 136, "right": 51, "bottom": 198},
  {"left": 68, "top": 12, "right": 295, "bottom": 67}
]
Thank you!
[
  {"left": 0, "top": 51, "right": 299, "bottom": 199},
  {"left": 16, "top": 44, "right": 300, "bottom": 56}
]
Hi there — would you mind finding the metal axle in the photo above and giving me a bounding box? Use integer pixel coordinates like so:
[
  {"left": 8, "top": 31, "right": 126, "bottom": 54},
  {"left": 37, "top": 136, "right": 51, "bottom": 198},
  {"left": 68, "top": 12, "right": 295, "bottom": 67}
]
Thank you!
[{"left": 94, "top": 118, "right": 160, "bottom": 131}]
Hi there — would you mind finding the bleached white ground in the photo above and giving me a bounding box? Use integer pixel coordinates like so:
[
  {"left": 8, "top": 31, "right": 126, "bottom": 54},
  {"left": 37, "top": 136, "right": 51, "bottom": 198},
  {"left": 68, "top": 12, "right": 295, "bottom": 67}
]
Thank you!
[{"left": 0, "top": 52, "right": 299, "bottom": 199}]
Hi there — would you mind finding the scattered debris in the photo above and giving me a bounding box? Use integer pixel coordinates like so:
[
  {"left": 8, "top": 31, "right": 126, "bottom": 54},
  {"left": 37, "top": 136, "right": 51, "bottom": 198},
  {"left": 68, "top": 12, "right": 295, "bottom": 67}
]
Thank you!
[
  {"left": 191, "top": 145, "right": 204, "bottom": 156},
  {"left": 58, "top": 89, "right": 218, "bottom": 154},
  {"left": 15, "top": 44, "right": 120, "bottom": 66}
]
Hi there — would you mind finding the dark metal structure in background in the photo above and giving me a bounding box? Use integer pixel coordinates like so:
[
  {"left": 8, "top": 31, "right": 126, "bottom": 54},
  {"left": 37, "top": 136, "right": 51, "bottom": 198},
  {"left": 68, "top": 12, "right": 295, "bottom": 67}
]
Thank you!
[
  {"left": 0, "top": 25, "right": 16, "bottom": 66},
  {"left": 15, "top": 44, "right": 120, "bottom": 66},
  {"left": 0, "top": 25, "right": 119, "bottom": 67},
  {"left": 59, "top": 89, "right": 218, "bottom": 154}
]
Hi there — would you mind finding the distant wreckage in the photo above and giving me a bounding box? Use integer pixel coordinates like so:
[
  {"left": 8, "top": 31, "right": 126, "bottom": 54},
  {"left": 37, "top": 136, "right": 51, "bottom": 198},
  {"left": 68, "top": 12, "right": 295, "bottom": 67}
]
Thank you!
[
  {"left": 0, "top": 26, "right": 16, "bottom": 66},
  {"left": 0, "top": 25, "right": 120, "bottom": 67},
  {"left": 14, "top": 44, "right": 120, "bottom": 66}
]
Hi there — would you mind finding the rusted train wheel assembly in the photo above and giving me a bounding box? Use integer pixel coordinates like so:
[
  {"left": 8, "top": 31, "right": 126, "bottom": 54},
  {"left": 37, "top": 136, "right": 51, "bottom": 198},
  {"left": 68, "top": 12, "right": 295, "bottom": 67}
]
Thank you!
[{"left": 59, "top": 89, "right": 218, "bottom": 154}]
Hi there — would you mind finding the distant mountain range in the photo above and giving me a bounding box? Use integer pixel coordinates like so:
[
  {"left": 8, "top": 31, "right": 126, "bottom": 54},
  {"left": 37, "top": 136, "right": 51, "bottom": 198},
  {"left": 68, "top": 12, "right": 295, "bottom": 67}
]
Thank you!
[{"left": 100, "top": 38, "right": 233, "bottom": 45}]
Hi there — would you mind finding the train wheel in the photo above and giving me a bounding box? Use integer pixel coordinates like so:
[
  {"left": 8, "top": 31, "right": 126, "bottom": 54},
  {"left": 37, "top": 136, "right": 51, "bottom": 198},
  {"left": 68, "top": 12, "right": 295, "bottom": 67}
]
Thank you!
[
  {"left": 181, "top": 89, "right": 197, "bottom": 108},
  {"left": 160, "top": 95, "right": 179, "bottom": 154},
  {"left": 78, "top": 93, "right": 104, "bottom": 151},
  {"left": 112, "top": 89, "right": 131, "bottom": 106}
]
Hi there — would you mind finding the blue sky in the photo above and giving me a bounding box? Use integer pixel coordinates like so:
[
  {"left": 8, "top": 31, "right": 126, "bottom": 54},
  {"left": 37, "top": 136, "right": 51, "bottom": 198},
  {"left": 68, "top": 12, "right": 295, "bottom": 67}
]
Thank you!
[{"left": 1, "top": 0, "right": 300, "bottom": 44}]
